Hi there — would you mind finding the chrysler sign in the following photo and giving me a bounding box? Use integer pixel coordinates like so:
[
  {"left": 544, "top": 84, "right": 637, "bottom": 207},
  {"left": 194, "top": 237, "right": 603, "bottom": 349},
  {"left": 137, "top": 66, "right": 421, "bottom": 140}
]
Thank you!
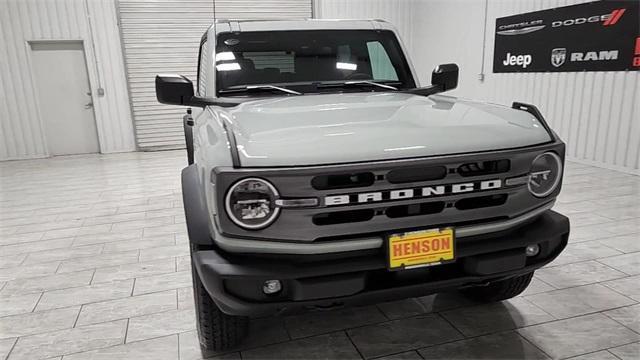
[{"left": 494, "top": 0, "right": 639, "bottom": 73}]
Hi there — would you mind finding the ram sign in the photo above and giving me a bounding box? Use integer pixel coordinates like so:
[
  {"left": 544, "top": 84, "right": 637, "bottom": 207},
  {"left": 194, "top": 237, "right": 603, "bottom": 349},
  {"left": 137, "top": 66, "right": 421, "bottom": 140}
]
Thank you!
[{"left": 493, "top": 0, "right": 640, "bottom": 73}]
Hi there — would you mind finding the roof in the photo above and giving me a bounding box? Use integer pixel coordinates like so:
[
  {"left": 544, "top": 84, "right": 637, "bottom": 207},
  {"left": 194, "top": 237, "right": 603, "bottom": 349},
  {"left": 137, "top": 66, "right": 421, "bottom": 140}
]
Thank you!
[{"left": 213, "top": 19, "right": 397, "bottom": 34}]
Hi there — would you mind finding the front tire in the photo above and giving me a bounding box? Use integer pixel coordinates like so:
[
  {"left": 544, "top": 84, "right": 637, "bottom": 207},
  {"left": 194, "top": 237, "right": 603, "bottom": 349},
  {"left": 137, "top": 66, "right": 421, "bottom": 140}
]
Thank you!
[
  {"left": 192, "top": 266, "right": 248, "bottom": 353},
  {"left": 461, "top": 271, "right": 534, "bottom": 302}
]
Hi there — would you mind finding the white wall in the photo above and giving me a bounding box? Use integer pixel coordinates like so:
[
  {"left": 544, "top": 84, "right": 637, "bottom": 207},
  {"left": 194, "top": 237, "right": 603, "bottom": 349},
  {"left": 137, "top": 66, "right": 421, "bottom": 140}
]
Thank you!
[
  {"left": 316, "top": 0, "right": 640, "bottom": 174},
  {"left": 0, "top": 0, "right": 136, "bottom": 160}
]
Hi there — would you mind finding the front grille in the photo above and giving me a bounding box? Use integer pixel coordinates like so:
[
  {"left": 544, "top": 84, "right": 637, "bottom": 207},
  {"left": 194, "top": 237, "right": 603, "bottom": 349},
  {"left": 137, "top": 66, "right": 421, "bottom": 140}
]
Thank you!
[{"left": 215, "top": 142, "right": 564, "bottom": 242}]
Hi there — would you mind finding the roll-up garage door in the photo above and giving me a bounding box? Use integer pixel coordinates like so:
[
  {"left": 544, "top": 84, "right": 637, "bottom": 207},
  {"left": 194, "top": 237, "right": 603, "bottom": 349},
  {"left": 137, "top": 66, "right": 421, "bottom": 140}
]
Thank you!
[{"left": 117, "top": 0, "right": 312, "bottom": 150}]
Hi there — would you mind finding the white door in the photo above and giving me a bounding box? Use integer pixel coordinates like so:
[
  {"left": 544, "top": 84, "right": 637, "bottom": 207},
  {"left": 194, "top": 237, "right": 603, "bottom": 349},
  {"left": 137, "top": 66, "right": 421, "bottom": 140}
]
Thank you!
[{"left": 30, "top": 42, "right": 99, "bottom": 155}]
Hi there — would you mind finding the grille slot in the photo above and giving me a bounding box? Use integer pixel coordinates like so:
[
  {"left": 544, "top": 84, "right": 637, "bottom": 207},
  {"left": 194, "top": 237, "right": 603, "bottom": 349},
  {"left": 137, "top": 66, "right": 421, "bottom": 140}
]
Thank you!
[
  {"left": 313, "top": 209, "right": 375, "bottom": 226},
  {"left": 311, "top": 172, "right": 375, "bottom": 190},
  {"left": 458, "top": 160, "right": 510, "bottom": 177},
  {"left": 386, "top": 201, "right": 445, "bottom": 218},
  {"left": 387, "top": 166, "right": 447, "bottom": 184},
  {"left": 455, "top": 194, "right": 508, "bottom": 210}
]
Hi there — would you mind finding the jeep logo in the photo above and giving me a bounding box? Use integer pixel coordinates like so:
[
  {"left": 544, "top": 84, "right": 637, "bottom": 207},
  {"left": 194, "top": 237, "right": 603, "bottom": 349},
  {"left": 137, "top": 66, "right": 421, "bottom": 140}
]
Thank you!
[
  {"left": 502, "top": 53, "right": 532, "bottom": 68},
  {"left": 324, "top": 179, "right": 502, "bottom": 206}
]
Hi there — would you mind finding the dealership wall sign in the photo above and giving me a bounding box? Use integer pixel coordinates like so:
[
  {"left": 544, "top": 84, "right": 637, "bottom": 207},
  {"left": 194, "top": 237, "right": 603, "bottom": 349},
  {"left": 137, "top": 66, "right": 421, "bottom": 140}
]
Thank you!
[{"left": 493, "top": 0, "right": 640, "bottom": 73}]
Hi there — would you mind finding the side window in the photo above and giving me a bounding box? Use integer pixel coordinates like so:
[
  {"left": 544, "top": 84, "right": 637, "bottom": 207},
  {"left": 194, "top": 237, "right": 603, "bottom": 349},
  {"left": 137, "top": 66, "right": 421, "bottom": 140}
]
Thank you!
[
  {"left": 366, "top": 41, "right": 398, "bottom": 81},
  {"left": 197, "top": 40, "right": 209, "bottom": 96}
]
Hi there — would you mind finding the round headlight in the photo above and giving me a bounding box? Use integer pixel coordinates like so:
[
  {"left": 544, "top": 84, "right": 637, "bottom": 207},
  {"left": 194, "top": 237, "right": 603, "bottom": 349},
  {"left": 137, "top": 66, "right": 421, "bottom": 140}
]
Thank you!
[
  {"left": 528, "top": 152, "right": 562, "bottom": 197},
  {"left": 225, "top": 178, "right": 280, "bottom": 230}
]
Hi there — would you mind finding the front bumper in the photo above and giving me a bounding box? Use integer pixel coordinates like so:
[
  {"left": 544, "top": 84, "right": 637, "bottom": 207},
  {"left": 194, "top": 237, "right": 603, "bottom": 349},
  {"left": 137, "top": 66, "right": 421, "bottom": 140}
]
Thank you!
[{"left": 193, "top": 210, "right": 569, "bottom": 317}]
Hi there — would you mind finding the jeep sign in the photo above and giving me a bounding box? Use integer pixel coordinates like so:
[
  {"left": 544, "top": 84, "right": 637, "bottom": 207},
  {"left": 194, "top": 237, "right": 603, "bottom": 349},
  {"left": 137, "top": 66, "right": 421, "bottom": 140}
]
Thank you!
[{"left": 493, "top": 0, "right": 639, "bottom": 73}]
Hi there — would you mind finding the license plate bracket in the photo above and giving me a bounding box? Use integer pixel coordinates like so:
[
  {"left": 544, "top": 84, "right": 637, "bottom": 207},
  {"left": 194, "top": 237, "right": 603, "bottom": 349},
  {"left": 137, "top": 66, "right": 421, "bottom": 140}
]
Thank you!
[{"left": 386, "top": 227, "right": 456, "bottom": 271}]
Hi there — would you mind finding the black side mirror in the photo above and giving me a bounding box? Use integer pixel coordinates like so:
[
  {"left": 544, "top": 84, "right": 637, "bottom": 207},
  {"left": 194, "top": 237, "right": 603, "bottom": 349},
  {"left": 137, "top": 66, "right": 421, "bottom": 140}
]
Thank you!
[
  {"left": 156, "top": 74, "right": 195, "bottom": 106},
  {"left": 405, "top": 63, "right": 459, "bottom": 97},
  {"left": 155, "top": 74, "right": 239, "bottom": 108},
  {"left": 431, "top": 63, "right": 458, "bottom": 91}
]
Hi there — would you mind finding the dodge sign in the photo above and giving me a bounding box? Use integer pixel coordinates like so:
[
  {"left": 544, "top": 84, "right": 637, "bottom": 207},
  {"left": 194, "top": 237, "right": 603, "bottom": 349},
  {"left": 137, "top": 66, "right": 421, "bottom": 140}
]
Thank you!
[{"left": 494, "top": 0, "right": 640, "bottom": 73}]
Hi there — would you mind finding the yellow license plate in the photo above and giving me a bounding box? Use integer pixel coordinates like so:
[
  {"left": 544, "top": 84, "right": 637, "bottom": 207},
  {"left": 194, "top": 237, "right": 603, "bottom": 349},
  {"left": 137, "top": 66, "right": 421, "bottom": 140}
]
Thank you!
[{"left": 387, "top": 227, "right": 455, "bottom": 270}]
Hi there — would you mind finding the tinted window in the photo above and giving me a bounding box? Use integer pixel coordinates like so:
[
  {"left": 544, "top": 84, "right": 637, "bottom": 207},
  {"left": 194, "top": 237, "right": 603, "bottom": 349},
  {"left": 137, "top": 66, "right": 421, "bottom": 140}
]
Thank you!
[{"left": 215, "top": 30, "right": 415, "bottom": 93}]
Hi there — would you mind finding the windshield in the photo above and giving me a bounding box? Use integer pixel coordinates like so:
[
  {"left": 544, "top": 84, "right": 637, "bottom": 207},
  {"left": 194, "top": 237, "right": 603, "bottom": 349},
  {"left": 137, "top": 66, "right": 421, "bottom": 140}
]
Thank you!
[{"left": 214, "top": 30, "right": 416, "bottom": 95}]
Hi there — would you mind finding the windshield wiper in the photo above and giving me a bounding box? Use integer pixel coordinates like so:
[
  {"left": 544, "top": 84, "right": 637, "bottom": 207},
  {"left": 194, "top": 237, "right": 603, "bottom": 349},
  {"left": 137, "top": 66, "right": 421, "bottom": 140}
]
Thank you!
[
  {"left": 317, "top": 80, "right": 399, "bottom": 91},
  {"left": 219, "top": 85, "right": 302, "bottom": 96}
]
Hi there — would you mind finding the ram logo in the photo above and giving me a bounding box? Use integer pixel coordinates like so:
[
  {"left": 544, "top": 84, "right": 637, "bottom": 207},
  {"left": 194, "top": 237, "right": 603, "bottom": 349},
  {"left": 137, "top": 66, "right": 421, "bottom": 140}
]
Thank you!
[{"left": 324, "top": 179, "right": 502, "bottom": 206}]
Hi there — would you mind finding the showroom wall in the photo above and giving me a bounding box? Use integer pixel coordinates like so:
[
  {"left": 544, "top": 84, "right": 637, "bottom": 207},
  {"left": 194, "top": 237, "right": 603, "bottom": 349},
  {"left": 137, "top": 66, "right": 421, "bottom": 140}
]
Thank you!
[
  {"left": 316, "top": 0, "right": 639, "bottom": 174},
  {"left": 0, "top": 0, "right": 136, "bottom": 160}
]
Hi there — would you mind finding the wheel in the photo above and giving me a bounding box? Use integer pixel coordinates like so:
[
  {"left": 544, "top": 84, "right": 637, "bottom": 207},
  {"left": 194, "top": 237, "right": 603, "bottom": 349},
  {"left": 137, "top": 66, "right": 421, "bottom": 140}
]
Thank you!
[
  {"left": 192, "top": 265, "right": 248, "bottom": 353},
  {"left": 461, "top": 271, "right": 534, "bottom": 302}
]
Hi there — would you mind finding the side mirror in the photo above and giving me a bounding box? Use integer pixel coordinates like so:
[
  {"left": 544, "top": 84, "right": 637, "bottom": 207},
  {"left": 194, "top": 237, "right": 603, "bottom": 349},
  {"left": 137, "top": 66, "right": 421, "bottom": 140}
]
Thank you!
[
  {"left": 431, "top": 63, "right": 458, "bottom": 91},
  {"left": 155, "top": 74, "right": 195, "bottom": 106},
  {"left": 155, "top": 74, "right": 238, "bottom": 108}
]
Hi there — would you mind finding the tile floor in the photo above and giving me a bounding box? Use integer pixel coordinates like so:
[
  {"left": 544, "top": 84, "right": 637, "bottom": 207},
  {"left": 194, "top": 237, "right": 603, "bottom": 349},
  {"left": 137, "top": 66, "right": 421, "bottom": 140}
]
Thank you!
[{"left": 0, "top": 151, "right": 638, "bottom": 360}]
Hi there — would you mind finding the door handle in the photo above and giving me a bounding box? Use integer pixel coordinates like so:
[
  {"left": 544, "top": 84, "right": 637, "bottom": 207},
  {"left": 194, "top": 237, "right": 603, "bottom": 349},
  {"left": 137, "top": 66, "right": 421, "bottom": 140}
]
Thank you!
[{"left": 84, "top": 102, "right": 93, "bottom": 109}]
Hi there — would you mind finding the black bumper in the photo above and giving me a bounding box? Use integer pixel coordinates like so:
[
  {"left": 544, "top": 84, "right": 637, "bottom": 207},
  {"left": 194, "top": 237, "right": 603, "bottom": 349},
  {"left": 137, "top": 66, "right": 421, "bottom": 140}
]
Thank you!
[{"left": 193, "top": 210, "right": 569, "bottom": 317}]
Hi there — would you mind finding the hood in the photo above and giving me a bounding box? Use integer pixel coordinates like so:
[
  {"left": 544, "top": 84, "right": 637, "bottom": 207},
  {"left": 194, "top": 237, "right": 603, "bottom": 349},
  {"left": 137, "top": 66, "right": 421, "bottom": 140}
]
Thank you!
[{"left": 224, "top": 92, "right": 552, "bottom": 167}]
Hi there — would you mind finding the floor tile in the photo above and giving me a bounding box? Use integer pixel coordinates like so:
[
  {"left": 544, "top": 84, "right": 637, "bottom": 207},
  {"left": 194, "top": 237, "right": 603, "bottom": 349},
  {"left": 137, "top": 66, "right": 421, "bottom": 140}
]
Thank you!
[
  {"left": 101, "top": 235, "right": 175, "bottom": 253},
  {"left": 535, "top": 260, "right": 627, "bottom": 288},
  {"left": 547, "top": 241, "right": 622, "bottom": 267},
  {"left": 92, "top": 259, "right": 175, "bottom": 284},
  {"left": 603, "top": 304, "right": 640, "bottom": 333},
  {"left": 71, "top": 230, "right": 142, "bottom": 247},
  {"left": 347, "top": 314, "right": 463, "bottom": 358},
  {"left": 418, "top": 331, "right": 549, "bottom": 359},
  {"left": 525, "top": 283, "right": 635, "bottom": 319},
  {"left": 125, "top": 308, "right": 195, "bottom": 343},
  {"left": 602, "top": 275, "right": 640, "bottom": 301},
  {"left": 0, "top": 270, "right": 93, "bottom": 296},
  {"left": 0, "top": 338, "right": 16, "bottom": 360},
  {"left": 132, "top": 270, "right": 191, "bottom": 295},
  {"left": 374, "top": 351, "right": 423, "bottom": 360},
  {"left": 517, "top": 313, "right": 639, "bottom": 359},
  {"left": 76, "top": 290, "right": 177, "bottom": 326},
  {"left": 565, "top": 350, "right": 618, "bottom": 360},
  {"left": 441, "top": 297, "right": 554, "bottom": 337},
  {"left": 22, "top": 244, "right": 103, "bottom": 265},
  {"left": 138, "top": 244, "right": 190, "bottom": 262},
  {"left": 377, "top": 298, "right": 429, "bottom": 320},
  {"left": 598, "top": 252, "right": 640, "bottom": 275},
  {"left": 0, "top": 306, "right": 80, "bottom": 338},
  {"left": 57, "top": 251, "right": 140, "bottom": 273},
  {"left": 62, "top": 334, "right": 179, "bottom": 360},
  {"left": 35, "top": 279, "right": 134, "bottom": 311},
  {"left": 0, "top": 292, "right": 41, "bottom": 317},
  {"left": 598, "top": 234, "right": 640, "bottom": 253},
  {"left": 0, "top": 261, "right": 60, "bottom": 282},
  {"left": 284, "top": 305, "right": 387, "bottom": 339},
  {"left": 177, "top": 287, "right": 194, "bottom": 309},
  {"left": 608, "top": 342, "right": 640, "bottom": 360},
  {"left": 241, "top": 332, "right": 360, "bottom": 360},
  {"left": 0, "top": 254, "right": 26, "bottom": 269},
  {"left": 8, "top": 319, "right": 127, "bottom": 360},
  {"left": 415, "top": 292, "right": 479, "bottom": 313}
]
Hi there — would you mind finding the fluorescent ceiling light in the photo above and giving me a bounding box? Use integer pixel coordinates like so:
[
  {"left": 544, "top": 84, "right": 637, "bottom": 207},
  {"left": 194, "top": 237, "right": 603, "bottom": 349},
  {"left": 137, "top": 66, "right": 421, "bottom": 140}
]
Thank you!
[
  {"left": 336, "top": 62, "right": 357, "bottom": 71},
  {"left": 216, "top": 63, "right": 241, "bottom": 71},
  {"left": 215, "top": 52, "right": 235, "bottom": 62}
]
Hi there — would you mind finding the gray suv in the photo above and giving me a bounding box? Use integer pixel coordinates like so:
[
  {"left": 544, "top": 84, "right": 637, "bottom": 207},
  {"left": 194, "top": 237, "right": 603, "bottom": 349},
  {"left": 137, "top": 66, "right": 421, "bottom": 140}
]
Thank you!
[{"left": 155, "top": 19, "right": 570, "bottom": 353}]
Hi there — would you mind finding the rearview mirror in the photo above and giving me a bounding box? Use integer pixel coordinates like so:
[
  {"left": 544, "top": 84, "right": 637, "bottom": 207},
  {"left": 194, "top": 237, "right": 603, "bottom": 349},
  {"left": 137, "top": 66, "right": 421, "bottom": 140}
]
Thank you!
[
  {"left": 431, "top": 63, "right": 458, "bottom": 91},
  {"left": 155, "top": 74, "right": 195, "bottom": 106}
]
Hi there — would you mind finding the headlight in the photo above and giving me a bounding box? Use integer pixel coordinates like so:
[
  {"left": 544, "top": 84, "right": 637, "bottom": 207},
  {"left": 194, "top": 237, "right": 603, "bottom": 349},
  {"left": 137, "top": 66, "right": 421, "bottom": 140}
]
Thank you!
[
  {"left": 225, "top": 178, "right": 280, "bottom": 229},
  {"left": 528, "top": 152, "right": 562, "bottom": 197}
]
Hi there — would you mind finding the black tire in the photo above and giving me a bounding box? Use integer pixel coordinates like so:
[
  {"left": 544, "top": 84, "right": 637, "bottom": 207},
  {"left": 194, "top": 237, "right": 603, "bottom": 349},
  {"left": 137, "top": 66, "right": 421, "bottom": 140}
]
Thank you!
[
  {"left": 192, "top": 266, "right": 248, "bottom": 353},
  {"left": 461, "top": 271, "right": 534, "bottom": 302}
]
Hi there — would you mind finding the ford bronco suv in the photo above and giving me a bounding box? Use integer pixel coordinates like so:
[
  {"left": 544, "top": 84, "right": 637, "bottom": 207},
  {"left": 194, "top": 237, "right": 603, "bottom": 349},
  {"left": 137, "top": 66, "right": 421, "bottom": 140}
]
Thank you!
[{"left": 155, "top": 19, "right": 570, "bottom": 352}]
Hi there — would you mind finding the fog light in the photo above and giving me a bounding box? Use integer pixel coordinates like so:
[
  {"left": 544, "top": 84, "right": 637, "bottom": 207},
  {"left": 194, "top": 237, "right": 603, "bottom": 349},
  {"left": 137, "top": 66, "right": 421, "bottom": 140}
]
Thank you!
[
  {"left": 525, "top": 244, "right": 540, "bottom": 257},
  {"left": 263, "top": 280, "right": 282, "bottom": 294}
]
